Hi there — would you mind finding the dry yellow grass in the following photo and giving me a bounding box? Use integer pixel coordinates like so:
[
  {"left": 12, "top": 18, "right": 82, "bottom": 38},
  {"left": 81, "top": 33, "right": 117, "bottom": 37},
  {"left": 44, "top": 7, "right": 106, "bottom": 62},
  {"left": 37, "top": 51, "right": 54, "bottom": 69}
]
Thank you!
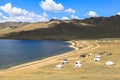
[
  {"left": 0, "top": 40, "right": 120, "bottom": 80},
  {"left": 0, "top": 27, "right": 13, "bottom": 35},
  {"left": 0, "top": 21, "right": 61, "bottom": 35},
  {"left": 0, "top": 21, "right": 93, "bottom": 36}
]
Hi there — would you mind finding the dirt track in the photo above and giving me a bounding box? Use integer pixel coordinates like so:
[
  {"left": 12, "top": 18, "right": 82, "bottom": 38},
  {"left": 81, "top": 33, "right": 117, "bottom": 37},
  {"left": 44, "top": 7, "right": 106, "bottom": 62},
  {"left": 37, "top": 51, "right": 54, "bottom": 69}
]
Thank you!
[{"left": 0, "top": 40, "right": 99, "bottom": 74}]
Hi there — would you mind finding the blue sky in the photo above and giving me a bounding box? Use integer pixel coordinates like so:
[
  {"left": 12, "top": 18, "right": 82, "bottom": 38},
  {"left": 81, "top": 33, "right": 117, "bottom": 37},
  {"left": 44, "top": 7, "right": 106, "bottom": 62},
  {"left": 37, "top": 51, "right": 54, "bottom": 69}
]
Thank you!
[{"left": 0, "top": 0, "right": 120, "bottom": 22}]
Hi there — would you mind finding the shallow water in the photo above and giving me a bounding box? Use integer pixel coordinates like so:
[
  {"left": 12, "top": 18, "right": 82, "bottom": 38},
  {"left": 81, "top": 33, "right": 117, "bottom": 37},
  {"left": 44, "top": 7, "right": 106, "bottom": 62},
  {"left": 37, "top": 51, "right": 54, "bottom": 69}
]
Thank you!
[{"left": 0, "top": 39, "right": 74, "bottom": 69}]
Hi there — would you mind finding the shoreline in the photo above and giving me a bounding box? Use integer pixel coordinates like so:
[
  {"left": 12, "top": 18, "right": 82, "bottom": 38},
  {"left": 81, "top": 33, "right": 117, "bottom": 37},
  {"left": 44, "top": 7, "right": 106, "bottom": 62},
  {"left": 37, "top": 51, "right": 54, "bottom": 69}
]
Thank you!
[
  {"left": 66, "top": 41, "right": 79, "bottom": 50},
  {"left": 0, "top": 40, "right": 79, "bottom": 72},
  {"left": 0, "top": 40, "right": 99, "bottom": 73}
]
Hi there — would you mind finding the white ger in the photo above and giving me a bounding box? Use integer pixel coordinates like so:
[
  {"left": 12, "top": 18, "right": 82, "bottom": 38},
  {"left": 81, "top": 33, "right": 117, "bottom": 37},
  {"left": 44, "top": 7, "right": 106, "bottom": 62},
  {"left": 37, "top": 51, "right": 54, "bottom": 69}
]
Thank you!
[
  {"left": 94, "top": 58, "right": 102, "bottom": 62},
  {"left": 94, "top": 55, "right": 101, "bottom": 62},
  {"left": 56, "top": 64, "right": 63, "bottom": 69},
  {"left": 62, "top": 60, "right": 68, "bottom": 64},
  {"left": 75, "top": 63, "right": 82, "bottom": 68},
  {"left": 62, "top": 59, "right": 68, "bottom": 64},
  {"left": 75, "top": 61, "right": 81, "bottom": 64},
  {"left": 105, "top": 61, "right": 115, "bottom": 66}
]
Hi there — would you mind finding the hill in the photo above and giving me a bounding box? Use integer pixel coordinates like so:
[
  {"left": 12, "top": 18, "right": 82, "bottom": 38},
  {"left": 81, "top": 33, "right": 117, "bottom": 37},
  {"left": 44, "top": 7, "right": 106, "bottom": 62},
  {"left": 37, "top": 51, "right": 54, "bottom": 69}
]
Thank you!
[
  {"left": 0, "top": 15, "right": 120, "bottom": 40},
  {"left": 0, "top": 22, "right": 29, "bottom": 36}
]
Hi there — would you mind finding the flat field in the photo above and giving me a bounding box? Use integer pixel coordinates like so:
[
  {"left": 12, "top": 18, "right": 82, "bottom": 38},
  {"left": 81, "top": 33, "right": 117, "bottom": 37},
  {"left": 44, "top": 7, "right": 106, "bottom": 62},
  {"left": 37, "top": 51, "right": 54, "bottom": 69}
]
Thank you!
[{"left": 0, "top": 40, "right": 120, "bottom": 80}]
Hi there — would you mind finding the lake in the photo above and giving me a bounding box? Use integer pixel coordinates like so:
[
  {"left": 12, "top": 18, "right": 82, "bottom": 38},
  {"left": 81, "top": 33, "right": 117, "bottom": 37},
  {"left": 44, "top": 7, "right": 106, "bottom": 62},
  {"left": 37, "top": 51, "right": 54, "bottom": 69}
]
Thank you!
[{"left": 0, "top": 39, "right": 74, "bottom": 69}]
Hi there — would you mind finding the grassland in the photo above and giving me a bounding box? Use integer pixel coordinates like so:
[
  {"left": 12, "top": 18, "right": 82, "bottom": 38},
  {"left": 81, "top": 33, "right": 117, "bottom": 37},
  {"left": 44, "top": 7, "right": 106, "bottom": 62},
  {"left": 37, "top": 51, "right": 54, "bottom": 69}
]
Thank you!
[
  {"left": 0, "top": 15, "right": 119, "bottom": 40},
  {"left": 0, "top": 40, "right": 120, "bottom": 80}
]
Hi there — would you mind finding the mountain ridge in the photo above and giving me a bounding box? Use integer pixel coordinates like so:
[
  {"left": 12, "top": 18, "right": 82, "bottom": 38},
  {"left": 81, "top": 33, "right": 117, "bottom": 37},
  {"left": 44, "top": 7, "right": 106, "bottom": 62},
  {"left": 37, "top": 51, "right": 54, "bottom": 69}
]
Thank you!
[{"left": 0, "top": 15, "right": 120, "bottom": 40}]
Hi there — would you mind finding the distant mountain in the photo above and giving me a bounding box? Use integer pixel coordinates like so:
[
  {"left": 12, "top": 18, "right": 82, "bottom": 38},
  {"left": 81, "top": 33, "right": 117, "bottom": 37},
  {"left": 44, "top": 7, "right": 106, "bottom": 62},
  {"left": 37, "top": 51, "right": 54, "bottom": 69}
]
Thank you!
[{"left": 0, "top": 15, "right": 120, "bottom": 40}]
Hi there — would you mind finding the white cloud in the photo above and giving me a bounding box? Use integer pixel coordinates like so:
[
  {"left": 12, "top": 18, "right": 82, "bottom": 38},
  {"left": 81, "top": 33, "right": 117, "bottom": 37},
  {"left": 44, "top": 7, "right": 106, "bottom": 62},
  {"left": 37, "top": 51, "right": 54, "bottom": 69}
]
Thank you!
[
  {"left": 117, "top": 12, "right": 120, "bottom": 15},
  {"left": 79, "top": 18, "right": 84, "bottom": 20},
  {"left": 0, "top": 3, "right": 49, "bottom": 22},
  {"left": 52, "top": 17, "right": 57, "bottom": 19},
  {"left": 61, "top": 16, "right": 69, "bottom": 20},
  {"left": 0, "top": 3, "right": 27, "bottom": 17},
  {"left": 87, "top": 11, "right": 99, "bottom": 17},
  {"left": 0, "top": 12, "right": 7, "bottom": 21},
  {"left": 40, "top": 0, "right": 64, "bottom": 12},
  {"left": 71, "top": 15, "right": 79, "bottom": 19},
  {"left": 65, "top": 8, "right": 76, "bottom": 14},
  {"left": 42, "top": 12, "right": 48, "bottom": 17}
]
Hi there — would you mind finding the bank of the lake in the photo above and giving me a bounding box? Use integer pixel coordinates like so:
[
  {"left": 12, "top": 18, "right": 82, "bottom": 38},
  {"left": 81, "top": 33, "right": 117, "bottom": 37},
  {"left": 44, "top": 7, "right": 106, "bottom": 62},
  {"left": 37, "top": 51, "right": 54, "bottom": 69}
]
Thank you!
[
  {"left": 0, "top": 39, "right": 74, "bottom": 70},
  {"left": 1, "top": 40, "right": 92, "bottom": 73}
]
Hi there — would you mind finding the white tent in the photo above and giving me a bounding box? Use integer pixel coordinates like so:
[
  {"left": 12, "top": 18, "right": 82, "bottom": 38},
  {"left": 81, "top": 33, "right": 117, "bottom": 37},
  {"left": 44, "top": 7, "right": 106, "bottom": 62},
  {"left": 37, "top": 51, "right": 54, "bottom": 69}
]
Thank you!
[
  {"left": 62, "top": 59, "right": 68, "bottom": 64},
  {"left": 75, "top": 61, "right": 81, "bottom": 64},
  {"left": 56, "top": 64, "right": 63, "bottom": 69},
  {"left": 62, "top": 60, "right": 68, "bottom": 64},
  {"left": 94, "top": 57, "right": 101, "bottom": 62},
  {"left": 105, "top": 61, "right": 115, "bottom": 66},
  {"left": 75, "top": 63, "right": 82, "bottom": 68}
]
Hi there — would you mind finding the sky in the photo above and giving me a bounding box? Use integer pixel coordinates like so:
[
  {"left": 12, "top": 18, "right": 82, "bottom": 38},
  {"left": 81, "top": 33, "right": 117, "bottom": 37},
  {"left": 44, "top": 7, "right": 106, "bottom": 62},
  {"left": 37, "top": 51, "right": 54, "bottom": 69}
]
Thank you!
[{"left": 0, "top": 0, "right": 120, "bottom": 22}]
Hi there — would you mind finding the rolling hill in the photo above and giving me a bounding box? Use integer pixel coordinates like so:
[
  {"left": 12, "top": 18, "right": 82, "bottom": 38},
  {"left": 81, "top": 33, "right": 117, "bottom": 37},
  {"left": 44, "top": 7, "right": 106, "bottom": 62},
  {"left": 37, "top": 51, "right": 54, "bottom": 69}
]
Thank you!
[{"left": 0, "top": 15, "right": 120, "bottom": 40}]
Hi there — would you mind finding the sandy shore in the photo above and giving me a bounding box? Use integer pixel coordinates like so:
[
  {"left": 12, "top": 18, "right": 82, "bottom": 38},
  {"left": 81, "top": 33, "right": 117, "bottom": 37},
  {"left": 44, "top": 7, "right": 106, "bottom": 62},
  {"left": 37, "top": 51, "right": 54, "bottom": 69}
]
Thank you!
[
  {"left": 0, "top": 40, "right": 99, "bottom": 73},
  {"left": 66, "top": 41, "right": 79, "bottom": 50}
]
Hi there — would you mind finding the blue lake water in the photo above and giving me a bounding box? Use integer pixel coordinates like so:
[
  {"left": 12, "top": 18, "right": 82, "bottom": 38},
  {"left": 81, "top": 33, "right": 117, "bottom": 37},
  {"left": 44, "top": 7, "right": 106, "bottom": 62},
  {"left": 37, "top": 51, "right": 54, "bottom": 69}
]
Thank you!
[{"left": 0, "top": 39, "right": 74, "bottom": 69}]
